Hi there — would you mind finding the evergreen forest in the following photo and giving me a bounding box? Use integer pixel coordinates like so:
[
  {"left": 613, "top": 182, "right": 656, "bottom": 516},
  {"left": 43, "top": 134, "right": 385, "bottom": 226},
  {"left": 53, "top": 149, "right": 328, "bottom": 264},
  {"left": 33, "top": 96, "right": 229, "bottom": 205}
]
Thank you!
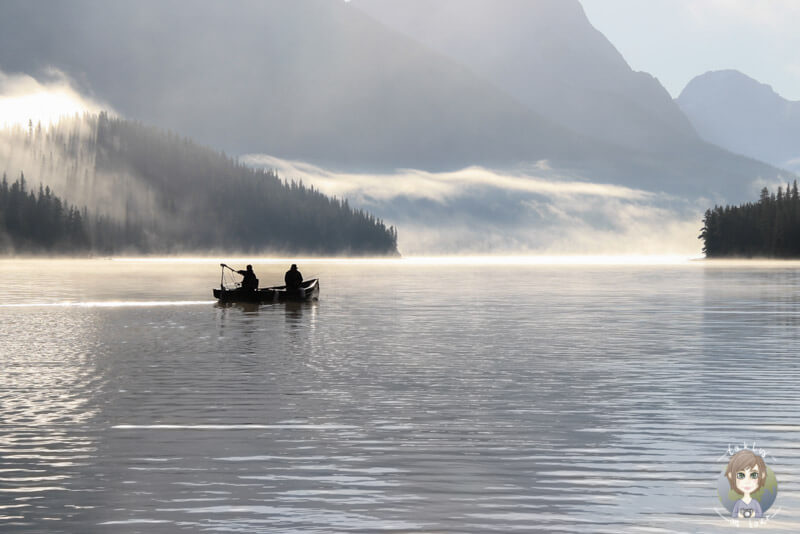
[
  {"left": 700, "top": 182, "right": 800, "bottom": 257},
  {"left": 0, "top": 173, "right": 88, "bottom": 252},
  {"left": 0, "top": 172, "right": 147, "bottom": 254},
  {"left": 0, "top": 113, "right": 398, "bottom": 255}
]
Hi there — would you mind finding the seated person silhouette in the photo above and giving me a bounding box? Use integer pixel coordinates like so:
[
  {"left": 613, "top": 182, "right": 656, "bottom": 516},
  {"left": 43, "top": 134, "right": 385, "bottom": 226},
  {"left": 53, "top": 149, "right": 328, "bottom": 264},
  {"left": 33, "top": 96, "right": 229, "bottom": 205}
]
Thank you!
[
  {"left": 285, "top": 264, "right": 303, "bottom": 294},
  {"left": 237, "top": 264, "right": 259, "bottom": 291}
]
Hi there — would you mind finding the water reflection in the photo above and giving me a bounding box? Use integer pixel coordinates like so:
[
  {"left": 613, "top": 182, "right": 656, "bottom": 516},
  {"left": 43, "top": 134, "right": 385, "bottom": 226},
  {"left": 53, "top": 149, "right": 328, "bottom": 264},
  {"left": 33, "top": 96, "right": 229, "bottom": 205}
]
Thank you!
[
  {"left": 699, "top": 266, "right": 800, "bottom": 529},
  {"left": 2, "top": 260, "right": 800, "bottom": 531},
  {"left": 284, "top": 301, "right": 305, "bottom": 325},
  {"left": 215, "top": 301, "right": 262, "bottom": 314},
  {"left": 0, "top": 309, "right": 102, "bottom": 530}
]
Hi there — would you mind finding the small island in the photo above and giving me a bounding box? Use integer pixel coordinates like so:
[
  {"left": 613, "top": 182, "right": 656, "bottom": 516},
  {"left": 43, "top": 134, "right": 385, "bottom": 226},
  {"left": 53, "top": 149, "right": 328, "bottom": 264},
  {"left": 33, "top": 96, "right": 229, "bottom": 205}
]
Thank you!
[{"left": 700, "top": 182, "right": 800, "bottom": 258}]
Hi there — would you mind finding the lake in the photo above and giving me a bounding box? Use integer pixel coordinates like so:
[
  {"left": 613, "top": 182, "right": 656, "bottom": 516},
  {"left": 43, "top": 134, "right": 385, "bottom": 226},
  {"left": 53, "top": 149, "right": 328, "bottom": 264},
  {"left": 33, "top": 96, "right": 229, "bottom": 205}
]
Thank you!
[{"left": 1, "top": 257, "right": 799, "bottom": 533}]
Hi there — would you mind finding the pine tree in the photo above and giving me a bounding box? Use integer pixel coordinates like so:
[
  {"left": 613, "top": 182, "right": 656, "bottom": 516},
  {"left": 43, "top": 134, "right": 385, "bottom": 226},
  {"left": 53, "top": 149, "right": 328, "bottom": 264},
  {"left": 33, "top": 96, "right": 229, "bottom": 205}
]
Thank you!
[{"left": 700, "top": 185, "right": 800, "bottom": 258}]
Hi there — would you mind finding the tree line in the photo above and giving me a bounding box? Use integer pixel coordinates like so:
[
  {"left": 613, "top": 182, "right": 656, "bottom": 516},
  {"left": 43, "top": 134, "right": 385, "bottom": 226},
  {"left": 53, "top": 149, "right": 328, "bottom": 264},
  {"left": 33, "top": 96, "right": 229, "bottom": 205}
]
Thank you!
[
  {"left": 0, "top": 172, "right": 145, "bottom": 254},
  {"left": 700, "top": 182, "right": 800, "bottom": 257},
  {"left": 0, "top": 113, "right": 399, "bottom": 255},
  {"left": 0, "top": 173, "right": 88, "bottom": 252}
]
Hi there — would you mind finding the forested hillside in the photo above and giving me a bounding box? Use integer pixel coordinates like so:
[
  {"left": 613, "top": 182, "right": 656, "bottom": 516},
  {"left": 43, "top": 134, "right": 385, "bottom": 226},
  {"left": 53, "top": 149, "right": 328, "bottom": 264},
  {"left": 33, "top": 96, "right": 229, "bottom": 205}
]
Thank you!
[
  {"left": 0, "top": 173, "right": 87, "bottom": 252},
  {"left": 700, "top": 183, "right": 800, "bottom": 258},
  {"left": 0, "top": 173, "right": 139, "bottom": 253},
  {"left": 0, "top": 113, "right": 398, "bottom": 255}
]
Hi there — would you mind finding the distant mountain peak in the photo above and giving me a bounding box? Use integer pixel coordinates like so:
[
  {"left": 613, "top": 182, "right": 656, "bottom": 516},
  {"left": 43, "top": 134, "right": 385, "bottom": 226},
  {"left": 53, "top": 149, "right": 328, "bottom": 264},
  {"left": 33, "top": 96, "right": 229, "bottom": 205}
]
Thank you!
[
  {"left": 679, "top": 69, "right": 785, "bottom": 102},
  {"left": 677, "top": 70, "right": 800, "bottom": 172}
]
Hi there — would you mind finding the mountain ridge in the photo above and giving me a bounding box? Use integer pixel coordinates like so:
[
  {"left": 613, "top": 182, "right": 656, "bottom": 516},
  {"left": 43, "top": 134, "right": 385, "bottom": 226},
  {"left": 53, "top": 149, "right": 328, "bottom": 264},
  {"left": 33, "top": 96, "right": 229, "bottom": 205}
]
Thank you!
[
  {"left": 0, "top": 0, "right": 591, "bottom": 171},
  {"left": 352, "top": 0, "right": 699, "bottom": 150},
  {"left": 677, "top": 69, "right": 800, "bottom": 172},
  {"left": 0, "top": 0, "right": 791, "bottom": 203}
]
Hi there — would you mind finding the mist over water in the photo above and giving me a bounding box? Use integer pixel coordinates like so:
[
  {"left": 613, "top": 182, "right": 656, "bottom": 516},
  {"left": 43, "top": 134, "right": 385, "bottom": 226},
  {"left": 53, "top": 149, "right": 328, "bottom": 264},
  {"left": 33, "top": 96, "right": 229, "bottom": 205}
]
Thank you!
[
  {"left": 0, "top": 70, "right": 749, "bottom": 259},
  {"left": 1, "top": 258, "right": 799, "bottom": 532},
  {"left": 244, "top": 154, "right": 706, "bottom": 256},
  {"left": 0, "top": 2, "right": 797, "bottom": 532}
]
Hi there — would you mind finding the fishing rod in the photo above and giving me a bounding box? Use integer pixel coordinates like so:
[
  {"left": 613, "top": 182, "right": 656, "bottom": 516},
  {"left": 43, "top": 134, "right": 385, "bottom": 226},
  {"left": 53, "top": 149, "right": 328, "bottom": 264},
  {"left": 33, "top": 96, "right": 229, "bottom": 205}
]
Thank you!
[{"left": 219, "top": 263, "right": 239, "bottom": 289}]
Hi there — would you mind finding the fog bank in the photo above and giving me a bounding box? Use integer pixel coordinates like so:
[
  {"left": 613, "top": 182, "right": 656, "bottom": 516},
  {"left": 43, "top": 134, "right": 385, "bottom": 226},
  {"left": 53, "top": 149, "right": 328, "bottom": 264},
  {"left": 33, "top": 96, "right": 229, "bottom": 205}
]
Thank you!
[
  {"left": 0, "top": 69, "right": 111, "bottom": 129},
  {"left": 244, "top": 154, "right": 705, "bottom": 256}
]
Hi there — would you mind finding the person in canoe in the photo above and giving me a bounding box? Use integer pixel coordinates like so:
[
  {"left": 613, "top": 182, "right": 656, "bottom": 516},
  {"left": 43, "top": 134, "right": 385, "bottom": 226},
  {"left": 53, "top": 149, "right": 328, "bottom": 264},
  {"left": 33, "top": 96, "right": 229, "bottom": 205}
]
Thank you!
[
  {"left": 237, "top": 264, "right": 259, "bottom": 291},
  {"left": 285, "top": 264, "right": 303, "bottom": 293}
]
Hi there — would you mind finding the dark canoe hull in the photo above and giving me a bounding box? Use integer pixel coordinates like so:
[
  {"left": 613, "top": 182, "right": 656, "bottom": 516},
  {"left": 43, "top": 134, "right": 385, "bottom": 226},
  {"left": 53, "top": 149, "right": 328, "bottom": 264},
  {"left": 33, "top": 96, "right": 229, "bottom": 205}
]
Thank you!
[{"left": 213, "top": 278, "right": 320, "bottom": 303}]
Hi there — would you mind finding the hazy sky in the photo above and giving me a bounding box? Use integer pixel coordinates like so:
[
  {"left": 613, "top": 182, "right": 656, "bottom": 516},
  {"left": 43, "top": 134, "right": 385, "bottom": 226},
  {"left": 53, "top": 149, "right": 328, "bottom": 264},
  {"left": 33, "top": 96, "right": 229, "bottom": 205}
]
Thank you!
[{"left": 580, "top": 0, "right": 800, "bottom": 100}]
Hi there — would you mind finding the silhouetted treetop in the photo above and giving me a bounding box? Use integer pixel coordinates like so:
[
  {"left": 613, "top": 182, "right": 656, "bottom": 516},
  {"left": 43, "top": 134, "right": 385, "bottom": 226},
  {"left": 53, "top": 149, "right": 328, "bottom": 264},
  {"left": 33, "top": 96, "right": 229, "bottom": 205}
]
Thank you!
[
  {"left": 700, "top": 182, "right": 800, "bottom": 258},
  {"left": 0, "top": 113, "right": 399, "bottom": 256}
]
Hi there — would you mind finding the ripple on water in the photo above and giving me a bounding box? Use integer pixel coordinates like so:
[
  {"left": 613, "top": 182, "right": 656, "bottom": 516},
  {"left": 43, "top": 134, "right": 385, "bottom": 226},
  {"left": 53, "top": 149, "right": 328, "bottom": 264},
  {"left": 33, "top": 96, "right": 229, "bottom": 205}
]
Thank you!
[{"left": 1, "top": 261, "right": 800, "bottom": 532}]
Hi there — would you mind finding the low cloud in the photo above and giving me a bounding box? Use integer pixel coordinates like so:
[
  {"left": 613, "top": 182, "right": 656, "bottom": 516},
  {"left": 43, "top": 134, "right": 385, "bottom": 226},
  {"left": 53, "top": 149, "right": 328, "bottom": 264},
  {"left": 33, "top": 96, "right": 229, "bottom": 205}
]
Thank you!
[
  {"left": 783, "top": 157, "right": 800, "bottom": 173},
  {"left": 0, "top": 68, "right": 112, "bottom": 129},
  {"left": 243, "top": 154, "right": 705, "bottom": 256},
  {"left": 243, "top": 154, "right": 652, "bottom": 203}
]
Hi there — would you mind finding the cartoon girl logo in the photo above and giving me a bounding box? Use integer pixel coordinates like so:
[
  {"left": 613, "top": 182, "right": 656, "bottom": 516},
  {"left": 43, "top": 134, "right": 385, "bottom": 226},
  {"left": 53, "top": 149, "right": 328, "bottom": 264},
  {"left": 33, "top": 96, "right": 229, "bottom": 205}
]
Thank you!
[{"left": 717, "top": 449, "right": 778, "bottom": 521}]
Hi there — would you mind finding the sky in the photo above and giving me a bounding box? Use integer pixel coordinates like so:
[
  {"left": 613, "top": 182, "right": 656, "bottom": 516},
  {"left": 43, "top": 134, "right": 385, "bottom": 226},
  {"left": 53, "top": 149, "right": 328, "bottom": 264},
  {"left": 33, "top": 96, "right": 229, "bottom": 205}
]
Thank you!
[
  {"left": 580, "top": 0, "right": 800, "bottom": 101},
  {"left": 0, "top": 69, "right": 109, "bottom": 129}
]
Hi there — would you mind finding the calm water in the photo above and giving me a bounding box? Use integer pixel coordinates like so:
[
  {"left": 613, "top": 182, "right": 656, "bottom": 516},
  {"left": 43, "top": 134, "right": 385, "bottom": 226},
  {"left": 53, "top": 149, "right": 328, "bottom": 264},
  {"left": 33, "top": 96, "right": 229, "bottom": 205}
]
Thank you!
[{"left": 2, "top": 258, "right": 800, "bottom": 533}]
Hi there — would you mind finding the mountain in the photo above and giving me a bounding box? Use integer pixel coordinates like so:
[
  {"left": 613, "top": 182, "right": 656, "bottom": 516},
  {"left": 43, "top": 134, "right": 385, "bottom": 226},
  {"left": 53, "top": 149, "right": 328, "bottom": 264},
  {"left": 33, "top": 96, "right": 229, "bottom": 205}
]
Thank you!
[
  {"left": 353, "top": 0, "right": 697, "bottom": 151},
  {"left": 0, "top": 114, "right": 399, "bottom": 255},
  {"left": 0, "top": 0, "right": 789, "bottom": 202},
  {"left": 349, "top": 0, "right": 790, "bottom": 199},
  {"left": 677, "top": 70, "right": 800, "bottom": 173},
  {"left": 0, "top": 0, "right": 590, "bottom": 172}
]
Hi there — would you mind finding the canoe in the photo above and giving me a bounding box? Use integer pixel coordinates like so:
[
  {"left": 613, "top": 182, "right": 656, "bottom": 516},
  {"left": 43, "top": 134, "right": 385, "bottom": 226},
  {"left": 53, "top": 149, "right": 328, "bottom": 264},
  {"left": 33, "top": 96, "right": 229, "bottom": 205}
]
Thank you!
[{"left": 213, "top": 278, "right": 320, "bottom": 303}]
